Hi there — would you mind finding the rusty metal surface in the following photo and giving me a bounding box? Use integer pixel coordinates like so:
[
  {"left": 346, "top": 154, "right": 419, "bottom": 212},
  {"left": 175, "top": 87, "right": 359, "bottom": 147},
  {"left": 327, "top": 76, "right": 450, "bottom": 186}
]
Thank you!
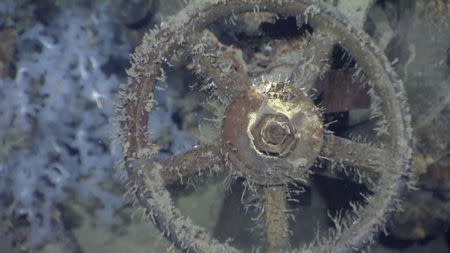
[
  {"left": 192, "top": 30, "right": 251, "bottom": 101},
  {"left": 264, "top": 186, "right": 290, "bottom": 253},
  {"left": 319, "top": 69, "right": 371, "bottom": 113},
  {"left": 159, "top": 144, "right": 225, "bottom": 184},
  {"left": 118, "top": 1, "right": 412, "bottom": 252},
  {"left": 222, "top": 83, "right": 323, "bottom": 185},
  {"left": 319, "top": 134, "right": 390, "bottom": 185},
  {"left": 251, "top": 113, "right": 297, "bottom": 156},
  {"left": 321, "top": 135, "right": 390, "bottom": 174}
]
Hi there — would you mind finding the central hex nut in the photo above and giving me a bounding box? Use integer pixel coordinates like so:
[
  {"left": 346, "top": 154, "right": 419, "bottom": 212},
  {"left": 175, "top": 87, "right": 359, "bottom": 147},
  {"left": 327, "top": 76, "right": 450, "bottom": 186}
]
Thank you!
[
  {"left": 251, "top": 114, "right": 297, "bottom": 156},
  {"left": 262, "top": 121, "right": 290, "bottom": 145}
]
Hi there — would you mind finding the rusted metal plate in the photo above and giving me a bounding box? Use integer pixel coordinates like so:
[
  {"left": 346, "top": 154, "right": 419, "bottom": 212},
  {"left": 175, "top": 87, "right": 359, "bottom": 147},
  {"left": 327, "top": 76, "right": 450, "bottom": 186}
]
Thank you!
[{"left": 319, "top": 69, "right": 370, "bottom": 113}]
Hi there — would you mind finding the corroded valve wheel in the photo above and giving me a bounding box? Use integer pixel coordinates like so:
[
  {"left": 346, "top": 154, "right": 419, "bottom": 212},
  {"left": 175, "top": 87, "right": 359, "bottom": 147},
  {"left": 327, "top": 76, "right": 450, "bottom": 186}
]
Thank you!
[{"left": 117, "top": 1, "right": 412, "bottom": 253}]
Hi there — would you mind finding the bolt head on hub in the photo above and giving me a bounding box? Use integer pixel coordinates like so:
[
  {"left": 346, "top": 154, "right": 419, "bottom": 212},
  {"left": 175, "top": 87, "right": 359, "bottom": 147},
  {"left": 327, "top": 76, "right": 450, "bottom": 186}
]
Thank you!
[{"left": 251, "top": 114, "right": 297, "bottom": 156}]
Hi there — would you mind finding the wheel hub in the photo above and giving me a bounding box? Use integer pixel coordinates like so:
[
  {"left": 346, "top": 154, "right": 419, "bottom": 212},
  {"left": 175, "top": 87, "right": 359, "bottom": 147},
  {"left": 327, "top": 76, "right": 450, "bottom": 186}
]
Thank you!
[
  {"left": 252, "top": 113, "right": 296, "bottom": 156},
  {"left": 223, "top": 82, "right": 324, "bottom": 185},
  {"left": 261, "top": 118, "right": 290, "bottom": 146}
]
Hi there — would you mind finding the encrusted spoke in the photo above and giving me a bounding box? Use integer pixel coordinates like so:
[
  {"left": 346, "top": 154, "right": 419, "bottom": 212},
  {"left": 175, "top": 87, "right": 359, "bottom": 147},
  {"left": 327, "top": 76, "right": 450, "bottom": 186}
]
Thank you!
[
  {"left": 289, "top": 31, "right": 336, "bottom": 92},
  {"left": 159, "top": 144, "right": 225, "bottom": 184},
  {"left": 264, "top": 185, "right": 290, "bottom": 253},
  {"left": 191, "top": 30, "right": 251, "bottom": 101},
  {"left": 319, "top": 135, "right": 391, "bottom": 178}
]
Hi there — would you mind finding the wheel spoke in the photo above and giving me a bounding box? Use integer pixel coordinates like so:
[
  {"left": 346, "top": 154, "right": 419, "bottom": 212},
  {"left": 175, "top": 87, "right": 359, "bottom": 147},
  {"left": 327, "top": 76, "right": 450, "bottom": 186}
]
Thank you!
[
  {"left": 318, "top": 69, "right": 370, "bottom": 113},
  {"left": 264, "top": 185, "right": 290, "bottom": 253},
  {"left": 289, "top": 31, "right": 336, "bottom": 92},
  {"left": 319, "top": 135, "right": 391, "bottom": 179},
  {"left": 191, "top": 30, "right": 251, "bottom": 101},
  {"left": 159, "top": 144, "right": 225, "bottom": 184}
]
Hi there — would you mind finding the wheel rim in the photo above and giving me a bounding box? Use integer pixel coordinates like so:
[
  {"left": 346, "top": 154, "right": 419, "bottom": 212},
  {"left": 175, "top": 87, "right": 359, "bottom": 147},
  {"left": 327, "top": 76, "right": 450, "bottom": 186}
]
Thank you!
[{"left": 117, "top": 1, "right": 412, "bottom": 252}]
